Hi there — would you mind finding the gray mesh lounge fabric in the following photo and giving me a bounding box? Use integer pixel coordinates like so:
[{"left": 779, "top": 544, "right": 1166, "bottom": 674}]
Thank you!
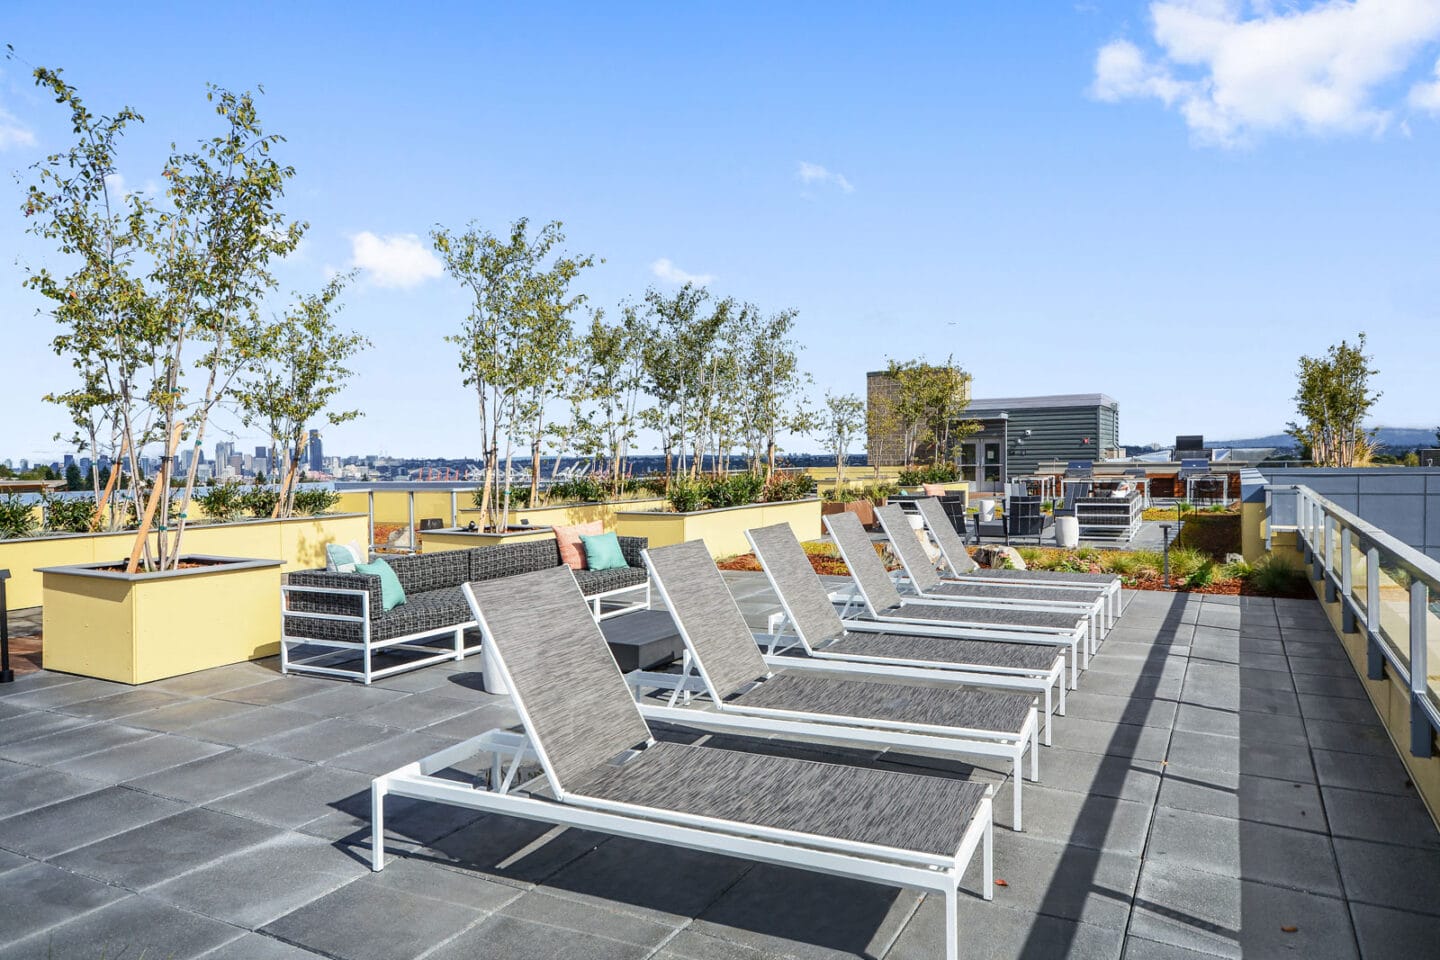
[
  {"left": 824, "top": 511, "right": 908, "bottom": 611},
  {"left": 645, "top": 541, "right": 770, "bottom": 701},
  {"left": 874, "top": 505, "right": 945, "bottom": 591},
  {"left": 827, "top": 511, "right": 1081, "bottom": 630},
  {"left": 923, "top": 581, "right": 1102, "bottom": 604},
  {"left": 737, "top": 674, "right": 1031, "bottom": 733},
  {"left": 466, "top": 566, "right": 652, "bottom": 791},
  {"left": 747, "top": 524, "right": 849, "bottom": 640},
  {"left": 884, "top": 602, "right": 1082, "bottom": 631},
  {"left": 748, "top": 523, "right": 1059, "bottom": 670},
  {"left": 916, "top": 498, "right": 1116, "bottom": 586},
  {"left": 824, "top": 632, "right": 1061, "bottom": 671},
  {"left": 568, "top": 740, "right": 987, "bottom": 857},
  {"left": 916, "top": 498, "right": 979, "bottom": 573}
]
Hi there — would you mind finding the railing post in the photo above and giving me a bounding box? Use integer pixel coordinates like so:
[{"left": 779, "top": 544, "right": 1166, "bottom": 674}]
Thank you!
[
  {"left": 1300, "top": 492, "right": 1312, "bottom": 562},
  {"left": 1409, "top": 580, "right": 1433, "bottom": 758},
  {"left": 1313, "top": 510, "right": 1326, "bottom": 584},
  {"left": 1366, "top": 547, "right": 1385, "bottom": 681},
  {"left": 1341, "top": 527, "right": 1355, "bottom": 633},
  {"left": 0, "top": 570, "right": 13, "bottom": 684},
  {"left": 1323, "top": 515, "right": 1337, "bottom": 601},
  {"left": 367, "top": 491, "right": 375, "bottom": 555}
]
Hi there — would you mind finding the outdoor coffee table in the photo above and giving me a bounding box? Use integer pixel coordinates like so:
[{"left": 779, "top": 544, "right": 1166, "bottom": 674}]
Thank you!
[{"left": 598, "top": 609, "right": 684, "bottom": 672}]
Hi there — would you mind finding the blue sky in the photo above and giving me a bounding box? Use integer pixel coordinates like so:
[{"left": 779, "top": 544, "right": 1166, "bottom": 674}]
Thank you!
[{"left": 3, "top": 1, "right": 1440, "bottom": 464}]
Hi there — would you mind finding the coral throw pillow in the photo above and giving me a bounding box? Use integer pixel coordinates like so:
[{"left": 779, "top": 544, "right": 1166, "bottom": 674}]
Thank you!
[
  {"left": 922, "top": 483, "right": 948, "bottom": 497},
  {"left": 554, "top": 521, "right": 603, "bottom": 569}
]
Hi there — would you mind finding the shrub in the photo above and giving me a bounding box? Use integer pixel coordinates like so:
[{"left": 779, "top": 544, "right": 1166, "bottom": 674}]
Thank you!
[
  {"left": 196, "top": 482, "right": 247, "bottom": 523},
  {"left": 241, "top": 485, "right": 280, "bottom": 518},
  {"left": 1247, "top": 553, "right": 1307, "bottom": 596},
  {"left": 1176, "top": 512, "right": 1242, "bottom": 559},
  {"left": 666, "top": 476, "right": 706, "bottom": 513},
  {"left": 897, "top": 463, "right": 959, "bottom": 486},
  {"left": 0, "top": 494, "right": 37, "bottom": 539},
  {"left": 547, "top": 476, "right": 607, "bottom": 503},
  {"left": 635, "top": 475, "right": 668, "bottom": 497},
  {"left": 1167, "top": 547, "right": 1209, "bottom": 580},
  {"left": 1185, "top": 560, "right": 1217, "bottom": 589},
  {"left": 761, "top": 472, "right": 815, "bottom": 503},
  {"left": 292, "top": 488, "right": 342, "bottom": 516},
  {"left": 44, "top": 496, "right": 97, "bottom": 533},
  {"left": 702, "top": 472, "right": 764, "bottom": 508}
]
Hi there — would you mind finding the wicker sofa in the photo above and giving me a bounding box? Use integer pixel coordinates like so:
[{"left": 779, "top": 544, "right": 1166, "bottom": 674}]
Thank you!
[{"left": 281, "top": 536, "right": 650, "bottom": 683}]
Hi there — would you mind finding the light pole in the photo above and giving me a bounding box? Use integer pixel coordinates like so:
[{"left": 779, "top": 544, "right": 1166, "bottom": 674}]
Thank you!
[
  {"left": 1159, "top": 524, "right": 1173, "bottom": 590},
  {"left": 0, "top": 569, "right": 13, "bottom": 683}
]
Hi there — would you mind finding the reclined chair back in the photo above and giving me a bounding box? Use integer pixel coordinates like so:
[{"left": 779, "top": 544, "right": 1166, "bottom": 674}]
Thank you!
[
  {"left": 746, "top": 523, "right": 849, "bottom": 647},
  {"left": 874, "top": 505, "right": 944, "bottom": 592},
  {"left": 463, "top": 566, "right": 652, "bottom": 798},
  {"left": 644, "top": 541, "right": 771, "bottom": 702},
  {"left": 916, "top": 497, "right": 978, "bottom": 574},
  {"left": 823, "top": 510, "right": 907, "bottom": 617}
]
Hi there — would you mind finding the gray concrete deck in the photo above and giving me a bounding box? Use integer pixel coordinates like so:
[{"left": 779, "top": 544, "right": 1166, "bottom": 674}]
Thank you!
[{"left": 0, "top": 576, "right": 1437, "bottom": 958}]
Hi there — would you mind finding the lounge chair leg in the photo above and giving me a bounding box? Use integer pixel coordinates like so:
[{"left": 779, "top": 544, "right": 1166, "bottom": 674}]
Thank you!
[
  {"left": 370, "top": 779, "right": 387, "bottom": 871},
  {"left": 1012, "top": 752, "right": 1023, "bottom": 832},
  {"left": 983, "top": 813, "right": 994, "bottom": 900},
  {"left": 453, "top": 627, "right": 464, "bottom": 662},
  {"left": 1070, "top": 647, "right": 1079, "bottom": 689},
  {"left": 1030, "top": 716, "right": 1039, "bottom": 782},
  {"left": 945, "top": 887, "right": 959, "bottom": 960},
  {"left": 1058, "top": 672, "right": 1067, "bottom": 715},
  {"left": 1043, "top": 687, "right": 1053, "bottom": 746}
]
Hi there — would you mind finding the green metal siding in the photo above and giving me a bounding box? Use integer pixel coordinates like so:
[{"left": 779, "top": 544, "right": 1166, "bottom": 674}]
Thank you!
[{"left": 966, "top": 402, "right": 1118, "bottom": 477}]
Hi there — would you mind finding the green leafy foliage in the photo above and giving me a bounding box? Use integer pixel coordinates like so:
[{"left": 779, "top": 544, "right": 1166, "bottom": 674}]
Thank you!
[
  {"left": 241, "top": 485, "right": 280, "bottom": 519},
  {"left": 44, "top": 496, "right": 97, "bottom": 533},
  {"left": 1247, "top": 553, "right": 1307, "bottom": 595},
  {"left": 196, "top": 482, "right": 247, "bottom": 523},
  {"left": 291, "top": 488, "right": 341, "bottom": 517},
  {"left": 0, "top": 495, "right": 38, "bottom": 539},
  {"left": 897, "top": 463, "right": 960, "bottom": 486}
]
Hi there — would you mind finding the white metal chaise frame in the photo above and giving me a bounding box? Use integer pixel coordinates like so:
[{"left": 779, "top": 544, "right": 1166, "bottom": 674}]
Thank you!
[
  {"left": 873, "top": 503, "right": 1109, "bottom": 641},
  {"left": 915, "top": 496, "right": 1122, "bottom": 626},
  {"left": 633, "top": 540, "right": 1038, "bottom": 830},
  {"left": 371, "top": 567, "right": 995, "bottom": 960},
  {"left": 824, "top": 511, "right": 1088, "bottom": 687},
  {"left": 743, "top": 524, "right": 1068, "bottom": 740}
]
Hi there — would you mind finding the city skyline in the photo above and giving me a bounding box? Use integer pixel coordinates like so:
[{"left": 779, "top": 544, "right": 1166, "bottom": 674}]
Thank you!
[{"left": 4, "top": 3, "right": 1440, "bottom": 461}]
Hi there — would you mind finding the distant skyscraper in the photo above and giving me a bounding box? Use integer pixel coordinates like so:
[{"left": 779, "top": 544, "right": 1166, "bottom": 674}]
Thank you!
[
  {"left": 215, "top": 441, "right": 234, "bottom": 467},
  {"left": 255, "top": 446, "right": 268, "bottom": 460},
  {"left": 63, "top": 453, "right": 75, "bottom": 469},
  {"left": 308, "top": 430, "right": 323, "bottom": 473}
]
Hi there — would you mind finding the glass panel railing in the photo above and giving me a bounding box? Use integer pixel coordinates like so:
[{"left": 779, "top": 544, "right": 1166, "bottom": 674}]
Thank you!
[
  {"left": 1349, "top": 535, "right": 1369, "bottom": 613},
  {"left": 1423, "top": 578, "right": 1440, "bottom": 716},
  {"left": 1375, "top": 558, "right": 1413, "bottom": 670}
]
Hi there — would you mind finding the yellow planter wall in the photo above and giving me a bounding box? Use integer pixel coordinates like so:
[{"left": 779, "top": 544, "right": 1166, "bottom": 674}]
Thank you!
[
  {"left": 42, "top": 558, "right": 283, "bottom": 684},
  {"left": 614, "top": 499, "right": 821, "bottom": 558},
  {"left": 1241, "top": 501, "right": 1268, "bottom": 563},
  {"left": 0, "top": 513, "right": 367, "bottom": 610},
  {"left": 336, "top": 489, "right": 467, "bottom": 526},
  {"left": 421, "top": 528, "right": 557, "bottom": 552}
]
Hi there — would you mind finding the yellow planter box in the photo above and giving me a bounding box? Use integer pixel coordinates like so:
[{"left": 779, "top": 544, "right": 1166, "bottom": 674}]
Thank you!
[
  {"left": 614, "top": 498, "right": 821, "bottom": 559},
  {"left": 421, "top": 527, "right": 556, "bottom": 552},
  {"left": 39, "top": 556, "right": 283, "bottom": 685},
  {"left": 0, "top": 513, "right": 367, "bottom": 611}
]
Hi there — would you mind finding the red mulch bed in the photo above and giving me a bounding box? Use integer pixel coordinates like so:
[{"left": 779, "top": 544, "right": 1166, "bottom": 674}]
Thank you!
[{"left": 717, "top": 552, "right": 851, "bottom": 577}]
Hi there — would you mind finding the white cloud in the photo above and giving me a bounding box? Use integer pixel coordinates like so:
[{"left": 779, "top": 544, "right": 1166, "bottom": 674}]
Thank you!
[
  {"left": 349, "top": 231, "right": 443, "bottom": 289},
  {"left": 0, "top": 100, "right": 34, "bottom": 150},
  {"left": 1410, "top": 56, "right": 1440, "bottom": 113},
  {"left": 797, "top": 161, "right": 855, "bottom": 193},
  {"left": 1092, "top": 0, "right": 1440, "bottom": 146},
  {"left": 650, "top": 257, "right": 713, "bottom": 286},
  {"left": 102, "top": 173, "right": 160, "bottom": 204}
]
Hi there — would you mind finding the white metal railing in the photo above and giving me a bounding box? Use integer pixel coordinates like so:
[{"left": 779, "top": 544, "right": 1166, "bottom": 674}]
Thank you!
[{"left": 1267, "top": 484, "right": 1439, "bottom": 758}]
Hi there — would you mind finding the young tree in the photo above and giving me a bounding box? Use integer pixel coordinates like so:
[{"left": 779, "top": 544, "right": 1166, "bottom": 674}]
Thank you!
[
  {"left": 574, "top": 305, "right": 646, "bottom": 495},
  {"left": 738, "top": 307, "right": 813, "bottom": 474},
  {"left": 434, "top": 218, "right": 584, "bottom": 529},
  {"left": 1285, "top": 333, "right": 1381, "bottom": 468},
  {"left": 24, "top": 69, "right": 302, "bottom": 571},
  {"left": 238, "top": 274, "right": 368, "bottom": 517},
  {"left": 639, "top": 284, "right": 710, "bottom": 477},
  {"left": 816, "top": 391, "right": 865, "bottom": 485}
]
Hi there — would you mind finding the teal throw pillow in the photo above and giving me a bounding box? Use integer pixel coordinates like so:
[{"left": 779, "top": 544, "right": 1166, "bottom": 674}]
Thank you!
[
  {"left": 326, "top": 542, "right": 360, "bottom": 573},
  {"left": 579, "top": 532, "right": 628, "bottom": 571},
  {"left": 356, "top": 558, "right": 407, "bottom": 612}
]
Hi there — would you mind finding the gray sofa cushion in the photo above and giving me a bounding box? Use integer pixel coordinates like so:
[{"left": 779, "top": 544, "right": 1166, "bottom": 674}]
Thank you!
[
  {"left": 385, "top": 550, "right": 469, "bottom": 596},
  {"left": 573, "top": 564, "right": 648, "bottom": 596}
]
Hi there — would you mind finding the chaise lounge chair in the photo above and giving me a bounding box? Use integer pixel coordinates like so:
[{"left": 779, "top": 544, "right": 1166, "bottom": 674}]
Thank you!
[
  {"left": 914, "top": 497, "right": 1122, "bottom": 623},
  {"left": 746, "top": 522, "right": 1067, "bottom": 737},
  {"left": 825, "top": 511, "right": 1088, "bottom": 686},
  {"left": 874, "top": 504, "right": 1110, "bottom": 641},
  {"left": 639, "top": 540, "right": 1038, "bottom": 829},
  {"left": 370, "top": 565, "right": 995, "bottom": 960}
]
